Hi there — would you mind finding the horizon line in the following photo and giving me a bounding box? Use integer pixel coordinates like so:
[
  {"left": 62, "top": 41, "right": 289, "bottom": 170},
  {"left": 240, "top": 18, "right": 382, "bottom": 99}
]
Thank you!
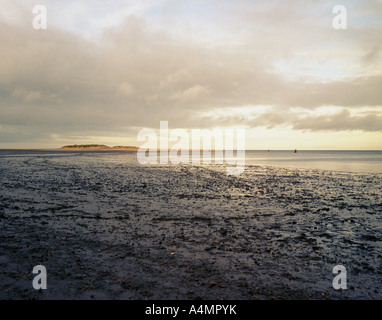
[{"left": 1, "top": 148, "right": 381, "bottom": 152}]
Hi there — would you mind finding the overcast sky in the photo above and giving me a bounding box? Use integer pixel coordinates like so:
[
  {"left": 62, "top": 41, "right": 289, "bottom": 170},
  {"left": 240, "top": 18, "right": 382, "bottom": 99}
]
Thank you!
[{"left": 0, "top": 0, "right": 381, "bottom": 149}]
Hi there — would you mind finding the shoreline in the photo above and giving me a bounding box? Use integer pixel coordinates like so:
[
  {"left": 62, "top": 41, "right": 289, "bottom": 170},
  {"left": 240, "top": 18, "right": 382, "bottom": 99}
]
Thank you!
[
  {"left": 0, "top": 148, "right": 227, "bottom": 152},
  {"left": 1, "top": 149, "right": 381, "bottom": 175},
  {"left": 0, "top": 148, "right": 139, "bottom": 152},
  {"left": 1, "top": 148, "right": 381, "bottom": 152}
]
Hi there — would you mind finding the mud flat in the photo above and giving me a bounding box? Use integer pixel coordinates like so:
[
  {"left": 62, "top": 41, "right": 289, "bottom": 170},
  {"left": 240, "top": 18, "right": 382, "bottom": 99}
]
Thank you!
[{"left": 0, "top": 151, "right": 381, "bottom": 299}]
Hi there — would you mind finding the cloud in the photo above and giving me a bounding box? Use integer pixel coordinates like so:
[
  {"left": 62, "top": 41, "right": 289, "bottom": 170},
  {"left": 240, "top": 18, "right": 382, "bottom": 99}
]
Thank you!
[
  {"left": 362, "top": 44, "right": 381, "bottom": 63},
  {"left": 194, "top": 107, "right": 382, "bottom": 133},
  {"left": 169, "top": 85, "right": 209, "bottom": 103},
  {"left": 11, "top": 87, "right": 42, "bottom": 102},
  {"left": 283, "top": 76, "right": 382, "bottom": 108},
  {"left": 116, "top": 82, "right": 135, "bottom": 97},
  {"left": 292, "top": 109, "right": 382, "bottom": 132},
  {"left": 0, "top": 0, "right": 382, "bottom": 148}
]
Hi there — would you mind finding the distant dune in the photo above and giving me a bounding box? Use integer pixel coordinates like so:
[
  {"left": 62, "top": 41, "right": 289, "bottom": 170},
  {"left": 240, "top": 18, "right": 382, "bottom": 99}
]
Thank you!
[{"left": 61, "top": 144, "right": 138, "bottom": 151}]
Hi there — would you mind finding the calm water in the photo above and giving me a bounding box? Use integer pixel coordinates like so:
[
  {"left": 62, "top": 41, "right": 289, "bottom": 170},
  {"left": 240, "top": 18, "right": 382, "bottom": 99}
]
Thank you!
[
  {"left": 244, "top": 150, "right": 382, "bottom": 174},
  {"left": 0, "top": 150, "right": 381, "bottom": 174}
]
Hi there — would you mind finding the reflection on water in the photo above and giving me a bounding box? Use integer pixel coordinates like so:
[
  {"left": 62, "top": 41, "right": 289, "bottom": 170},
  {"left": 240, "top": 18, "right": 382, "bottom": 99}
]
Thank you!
[
  {"left": 183, "top": 150, "right": 382, "bottom": 174},
  {"left": 0, "top": 150, "right": 381, "bottom": 174},
  {"left": 244, "top": 150, "right": 382, "bottom": 174}
]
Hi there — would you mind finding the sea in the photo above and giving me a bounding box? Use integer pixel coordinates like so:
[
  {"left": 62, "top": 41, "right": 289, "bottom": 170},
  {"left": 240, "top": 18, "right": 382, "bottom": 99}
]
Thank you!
[
  {"left": 244, "top": 150, "right": 382, "bottom": 174},
  {"left": 0, "top": 149, "right": 381, "bottom": 174}
]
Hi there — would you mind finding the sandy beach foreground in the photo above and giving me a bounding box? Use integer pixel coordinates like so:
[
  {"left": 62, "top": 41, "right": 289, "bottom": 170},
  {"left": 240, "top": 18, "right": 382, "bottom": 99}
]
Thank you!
[{"left": 0, "top": 151, "right": 381, "bottom": 300}]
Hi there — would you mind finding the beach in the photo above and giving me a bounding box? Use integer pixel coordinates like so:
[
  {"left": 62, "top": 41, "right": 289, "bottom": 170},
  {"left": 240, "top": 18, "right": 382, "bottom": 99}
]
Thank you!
[{"left": 0, "top": 150, "right": 381, "bottom": 299}]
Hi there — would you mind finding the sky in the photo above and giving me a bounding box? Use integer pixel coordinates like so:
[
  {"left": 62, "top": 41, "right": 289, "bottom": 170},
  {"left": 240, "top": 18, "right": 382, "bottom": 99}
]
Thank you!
[{"left": 0, "top": 0, "right": 381, "bottom": 150}]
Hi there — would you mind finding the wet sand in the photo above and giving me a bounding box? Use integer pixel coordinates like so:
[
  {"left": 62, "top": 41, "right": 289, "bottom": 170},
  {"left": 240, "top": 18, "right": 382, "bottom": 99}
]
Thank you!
[{"left": 0, "top": 151, "right": 381, "bottom": 299}]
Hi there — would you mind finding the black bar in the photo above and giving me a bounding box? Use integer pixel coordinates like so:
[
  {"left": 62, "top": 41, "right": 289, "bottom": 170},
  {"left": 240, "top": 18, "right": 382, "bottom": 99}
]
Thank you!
[{"left": 0, "top": 300, "right": 379, "bottom": 319}]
